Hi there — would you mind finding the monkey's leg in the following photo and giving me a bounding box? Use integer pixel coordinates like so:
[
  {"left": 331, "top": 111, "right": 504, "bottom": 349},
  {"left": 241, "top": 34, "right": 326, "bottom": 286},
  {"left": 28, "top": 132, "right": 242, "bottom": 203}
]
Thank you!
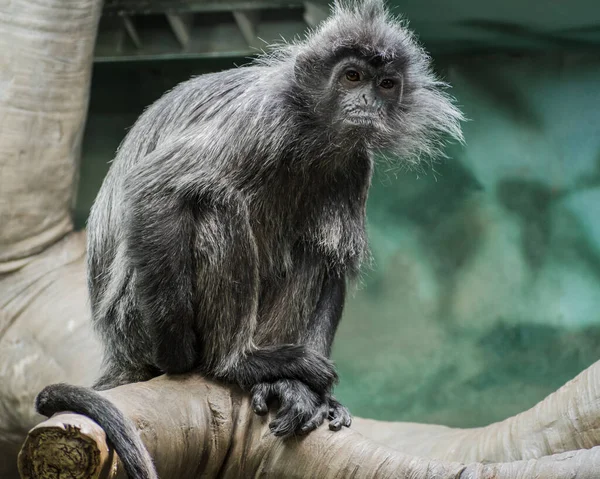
[
  {"left": 93, "top": 361, "right": 159, "bottom": 391},
  {"left": 182, "top": 200, "right": 338, "bottom": 392},
  {"left": 126, "top": 190, "right": 202, "bottom": 374},
  {"left": 126, "top": 185, "right": 261, "bottom": 375}
]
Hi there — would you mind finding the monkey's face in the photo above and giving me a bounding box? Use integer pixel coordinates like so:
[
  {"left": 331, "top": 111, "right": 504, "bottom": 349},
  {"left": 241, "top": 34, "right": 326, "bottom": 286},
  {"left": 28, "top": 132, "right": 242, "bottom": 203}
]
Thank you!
[{"left": 327, "top": 56, "right": 404, "bottom": 133}]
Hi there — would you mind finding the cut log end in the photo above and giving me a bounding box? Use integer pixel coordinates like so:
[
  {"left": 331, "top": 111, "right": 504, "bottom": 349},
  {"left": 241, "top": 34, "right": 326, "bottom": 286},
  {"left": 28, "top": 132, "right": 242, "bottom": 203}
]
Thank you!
[{"left": 17, "top": 413, "right": 116, "bottom": 479}]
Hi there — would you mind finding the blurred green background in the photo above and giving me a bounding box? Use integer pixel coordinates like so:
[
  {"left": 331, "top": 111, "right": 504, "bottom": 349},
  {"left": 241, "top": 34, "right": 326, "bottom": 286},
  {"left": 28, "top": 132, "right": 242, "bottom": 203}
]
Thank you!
[{"left": 76, "top": 0, "right": 600, "bottom": 427}]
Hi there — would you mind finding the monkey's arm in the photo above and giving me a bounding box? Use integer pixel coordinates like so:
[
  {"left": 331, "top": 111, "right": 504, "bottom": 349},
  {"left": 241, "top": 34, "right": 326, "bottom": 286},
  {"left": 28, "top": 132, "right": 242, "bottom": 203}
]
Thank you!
[
  {"left": 248, "top": 267, "right": 351, "bottom": 435},
  {"left": 305, "top": 270, "right": 353, "bottom": 430},
  {"left": 18, "top": 371, "right": 600, "bottom": 479},
  {"left": 305, "top": 270, "right": 346, "bottom": 356}
]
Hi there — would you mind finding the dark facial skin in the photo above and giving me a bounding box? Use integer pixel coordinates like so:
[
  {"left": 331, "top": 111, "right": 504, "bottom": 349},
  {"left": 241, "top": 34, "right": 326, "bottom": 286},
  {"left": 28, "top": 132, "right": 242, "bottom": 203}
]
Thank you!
[{"left": 329, "top": 57, "right": 404, "bottom": 128}]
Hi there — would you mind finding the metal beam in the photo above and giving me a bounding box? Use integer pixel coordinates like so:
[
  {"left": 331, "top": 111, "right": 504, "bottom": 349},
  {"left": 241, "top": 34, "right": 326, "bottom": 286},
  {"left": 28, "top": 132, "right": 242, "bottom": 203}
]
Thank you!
[
  {"left": 121, "top": 14, "right": 143, "bottom": 49},
  {"left": 102, "top": 0, "right": 306, "bottom": 16},
  {"left": 233, "top": 10, "right": 261, "bottom": 48},
  {"left": 166, "top": 13, "right": 194, "bottom": 48},
  {"left": 94, "top": 1, "right": 333, "bottom": 62},
  {"left": 304, "top": 1, "right": 329, "bottom": 28}
]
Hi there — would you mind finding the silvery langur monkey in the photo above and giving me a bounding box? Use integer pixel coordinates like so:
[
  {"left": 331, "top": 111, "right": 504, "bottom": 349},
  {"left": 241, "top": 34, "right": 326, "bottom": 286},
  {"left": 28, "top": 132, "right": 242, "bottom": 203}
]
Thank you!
[{"left": 35, "top": 1, "right": 463, "bottom": 478}]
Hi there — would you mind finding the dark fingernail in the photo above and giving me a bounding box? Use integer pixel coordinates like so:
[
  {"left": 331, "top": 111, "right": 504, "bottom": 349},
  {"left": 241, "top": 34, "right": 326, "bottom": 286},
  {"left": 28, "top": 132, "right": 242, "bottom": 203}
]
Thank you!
[{"left": 329, "top": 421, "right": 341, "bottom": 431}]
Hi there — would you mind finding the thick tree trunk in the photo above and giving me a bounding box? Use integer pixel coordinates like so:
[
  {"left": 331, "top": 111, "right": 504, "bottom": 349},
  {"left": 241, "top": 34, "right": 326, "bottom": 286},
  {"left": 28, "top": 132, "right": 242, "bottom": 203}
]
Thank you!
[
  {"left": 0, "top": 0, "right": 103, "bottom": 477},
  {"left": 0, "top": 0, "right": 102, "bottom": 265},
  {"left": 18, "top": 370, "right": 600, "bottom": 479}
]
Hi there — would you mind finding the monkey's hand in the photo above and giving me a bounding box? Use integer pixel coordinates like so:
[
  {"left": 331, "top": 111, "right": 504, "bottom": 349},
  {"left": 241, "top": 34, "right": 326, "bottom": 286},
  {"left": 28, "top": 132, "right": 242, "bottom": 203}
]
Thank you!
[{"left": 250, "top": 380, "right": 351, "bottom": 437}]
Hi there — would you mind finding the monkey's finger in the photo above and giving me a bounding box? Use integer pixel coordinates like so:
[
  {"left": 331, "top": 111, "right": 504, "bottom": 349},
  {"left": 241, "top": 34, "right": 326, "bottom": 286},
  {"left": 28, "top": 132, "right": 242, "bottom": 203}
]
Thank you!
[
  {"left": 270, "top": 396, "right": 302, "bottom": 435},
  {"left": 299, "top": 402, "right": 328, "bottom": 435},
  {"left": 269, "top": 416, "right": 296, "bottom": 437},
  {"left": 269, "top": 404, "right": 302, "bottom": 437},
  {"left": 270, "top": 401, "right": 315, "bottom": 437},
  {"left": 251, "top": 383, "right": 273, "bottom": 416},
  {"left": 270, "top": 382, "right": 317, "bottom": 437},
  {"left": 328, "top": 397, "right": 352, "bottom": 431}
]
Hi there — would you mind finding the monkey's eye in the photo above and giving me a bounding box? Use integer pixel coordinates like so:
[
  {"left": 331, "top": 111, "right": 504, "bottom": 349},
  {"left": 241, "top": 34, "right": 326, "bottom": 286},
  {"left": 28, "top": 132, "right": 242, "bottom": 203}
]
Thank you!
[
  {"left": 345, "top": 70, "right": 361, "bottom": 82},
  {"left": 380, "top": 79, "right": 395, "bottom": 89}
]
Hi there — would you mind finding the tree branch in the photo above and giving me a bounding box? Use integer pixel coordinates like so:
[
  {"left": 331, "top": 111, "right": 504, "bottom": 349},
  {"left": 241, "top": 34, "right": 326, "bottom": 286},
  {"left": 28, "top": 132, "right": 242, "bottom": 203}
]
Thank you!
[
  {"left": 18, "top": 372, "right": 600, "bottom": 479},
  {"left": 353, "top": 357, "right": 600, "bottom": 463}
]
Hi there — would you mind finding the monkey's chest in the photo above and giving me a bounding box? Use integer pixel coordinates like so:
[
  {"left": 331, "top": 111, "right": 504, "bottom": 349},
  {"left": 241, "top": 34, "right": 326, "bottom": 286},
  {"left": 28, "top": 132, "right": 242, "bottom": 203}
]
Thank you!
[
  {"left": 246, "top": 179, "right": 369, "bottom": 344},
  {"left": 245, "top": 158, "right": 372, "bottom": 276},
  {"left": 248, "top": 206, "right": 306, "bottom": 277},
  {"left": 248, "top": 193, "right": 367, "bottom": 278}
]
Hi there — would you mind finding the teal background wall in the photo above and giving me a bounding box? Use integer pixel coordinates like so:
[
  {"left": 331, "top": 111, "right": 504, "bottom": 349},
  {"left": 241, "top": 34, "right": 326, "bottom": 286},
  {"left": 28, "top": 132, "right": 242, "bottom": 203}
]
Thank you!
[
  {"left": 75, "top": 4, "right": 600, "bottom": 427},
  {"left": 334, "top": 55, "right": 600, "bottom": 426}
]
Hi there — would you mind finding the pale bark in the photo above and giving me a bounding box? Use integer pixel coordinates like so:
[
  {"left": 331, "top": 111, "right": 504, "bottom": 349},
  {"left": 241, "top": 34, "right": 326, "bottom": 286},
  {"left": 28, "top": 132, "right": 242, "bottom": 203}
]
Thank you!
[
  {"left": 0, "top": 0, "right": 103, "bottom": 476},
  {"left": 0, "top": 0, "right": 102, "bottom": 265},
  {"left": 18, "top": 373, "right": 600, "bottom": 479},
  {"left": 353, "top": 357, "right": 600, "bottom": 463}
]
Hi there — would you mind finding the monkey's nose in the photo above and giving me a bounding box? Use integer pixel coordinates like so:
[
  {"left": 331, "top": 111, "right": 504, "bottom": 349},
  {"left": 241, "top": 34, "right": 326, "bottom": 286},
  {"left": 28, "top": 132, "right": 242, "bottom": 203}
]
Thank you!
[{"left": 362, "top": 94, "right": 368, "bottom": 105}]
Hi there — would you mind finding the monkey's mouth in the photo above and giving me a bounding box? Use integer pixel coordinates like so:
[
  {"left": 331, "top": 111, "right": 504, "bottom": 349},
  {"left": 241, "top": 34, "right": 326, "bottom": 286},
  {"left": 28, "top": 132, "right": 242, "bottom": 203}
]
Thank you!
[{"left": 343, "top": 115, "right": 377, "bottom": 127}]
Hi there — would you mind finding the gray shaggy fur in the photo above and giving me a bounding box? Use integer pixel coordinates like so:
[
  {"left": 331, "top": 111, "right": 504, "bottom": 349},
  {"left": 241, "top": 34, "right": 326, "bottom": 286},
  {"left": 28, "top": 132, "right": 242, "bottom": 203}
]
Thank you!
[{"left": 36, "top": 1, "right": 463, "bottom": 478}]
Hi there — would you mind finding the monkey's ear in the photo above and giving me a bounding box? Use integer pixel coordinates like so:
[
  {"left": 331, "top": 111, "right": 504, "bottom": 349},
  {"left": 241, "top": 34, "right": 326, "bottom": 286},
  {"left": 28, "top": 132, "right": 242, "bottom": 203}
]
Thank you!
[{"left": 294, "top": 50, "right": 319, "bottom": 86}]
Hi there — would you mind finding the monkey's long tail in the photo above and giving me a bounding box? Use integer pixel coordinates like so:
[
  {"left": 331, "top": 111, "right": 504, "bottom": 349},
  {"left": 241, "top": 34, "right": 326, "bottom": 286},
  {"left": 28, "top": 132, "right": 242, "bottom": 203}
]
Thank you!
[
  {"left": 35, "top": 383, "right": 157, "bottom": 479},
  {"left": 231, "top": 344, "right": 338, "bottom": 392}
]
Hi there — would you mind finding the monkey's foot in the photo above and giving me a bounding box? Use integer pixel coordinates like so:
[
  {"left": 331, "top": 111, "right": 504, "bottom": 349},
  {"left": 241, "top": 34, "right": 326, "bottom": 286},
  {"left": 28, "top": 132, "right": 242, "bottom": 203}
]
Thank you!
[{"left": 250, "top": 380, "right": 351, "bottom": 437}]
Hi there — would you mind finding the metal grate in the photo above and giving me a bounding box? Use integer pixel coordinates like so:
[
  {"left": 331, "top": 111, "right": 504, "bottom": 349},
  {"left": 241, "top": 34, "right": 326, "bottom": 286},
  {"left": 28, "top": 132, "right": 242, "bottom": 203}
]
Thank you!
[{"left": 94, "top": 1, "right": 330, "bottom": 62}]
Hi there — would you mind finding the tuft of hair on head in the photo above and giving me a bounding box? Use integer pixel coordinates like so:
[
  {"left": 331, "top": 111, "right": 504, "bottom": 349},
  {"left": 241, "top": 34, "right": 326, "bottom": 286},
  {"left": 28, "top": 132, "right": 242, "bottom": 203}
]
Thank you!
[{"left": 332, "top": 0, "right": 386, "bottom": 20}]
